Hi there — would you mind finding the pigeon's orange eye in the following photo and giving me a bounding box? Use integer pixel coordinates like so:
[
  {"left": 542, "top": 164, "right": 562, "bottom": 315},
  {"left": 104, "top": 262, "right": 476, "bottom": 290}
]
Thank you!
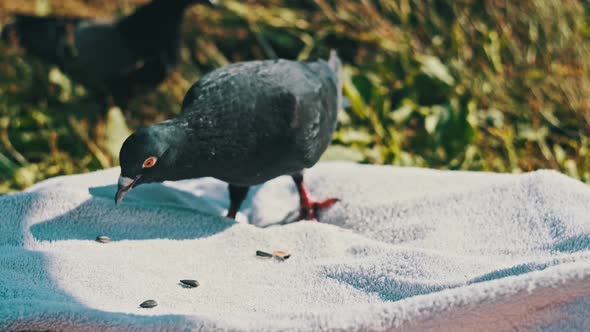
[{"left": 142, "top": 156, "right": 157, "bottom": 168}]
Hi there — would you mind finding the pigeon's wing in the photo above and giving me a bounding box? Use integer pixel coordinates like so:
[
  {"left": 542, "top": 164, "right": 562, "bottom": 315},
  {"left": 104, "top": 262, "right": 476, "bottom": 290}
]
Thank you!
[
  {"left": 286, "top": 59, "right": 340, "bottom": 167},
  {"left": 64, "top": 23, "right": 136, "bottom": 88},
  {"left": 178, "top": 61, "right": 314, "bottom": 183},
  {"left": 181, "top": 61, "right": 298, "bottom": 129},
  {"left": 181, "top": 61, "right": 298, "bottom": 145},
  {"left": 177, "top": 59, "right": 341, "bottom": 183}
]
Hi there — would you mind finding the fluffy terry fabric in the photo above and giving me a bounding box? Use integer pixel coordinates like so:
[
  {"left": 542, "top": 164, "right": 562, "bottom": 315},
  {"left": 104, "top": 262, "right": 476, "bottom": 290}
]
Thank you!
[{"left": 1, "top": 162, "right": 589, "bottom": 331}]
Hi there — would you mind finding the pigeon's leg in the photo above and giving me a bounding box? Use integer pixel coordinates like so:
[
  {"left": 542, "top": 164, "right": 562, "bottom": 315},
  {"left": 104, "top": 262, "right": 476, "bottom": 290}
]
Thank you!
[
  {"left": 292, "top": 172, "right": 339, "bottom": 221},
  {"left": 226, "top": 184, "right": 249, "bottom": 219}
]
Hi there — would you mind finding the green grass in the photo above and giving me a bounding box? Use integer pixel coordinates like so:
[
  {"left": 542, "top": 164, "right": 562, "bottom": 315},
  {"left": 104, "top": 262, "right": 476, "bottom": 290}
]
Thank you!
[{"left": 1, "top": 0, "right": 589, "bottom": 193}]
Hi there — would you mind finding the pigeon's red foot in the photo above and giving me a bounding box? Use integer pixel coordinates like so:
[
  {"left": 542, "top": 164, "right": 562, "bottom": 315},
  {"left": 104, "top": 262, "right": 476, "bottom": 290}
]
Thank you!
[
  {"left": 298, "top": 197, "right": 339, "bottom": 221},
  {"left": 292, "top": 172, "right": 340, "bottom": 221}
]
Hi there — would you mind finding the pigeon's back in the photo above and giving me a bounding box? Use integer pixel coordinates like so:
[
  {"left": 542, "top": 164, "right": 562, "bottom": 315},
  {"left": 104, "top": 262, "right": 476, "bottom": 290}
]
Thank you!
[
  {"left": 179, "top": 54, "right": 341, "bottom": 185},
  {"left": 3, "top": 15, "right": 85, "bottom": 64}
]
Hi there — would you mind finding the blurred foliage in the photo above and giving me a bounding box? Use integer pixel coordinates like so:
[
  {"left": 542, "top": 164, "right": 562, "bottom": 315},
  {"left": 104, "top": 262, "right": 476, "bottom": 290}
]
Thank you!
[{"left": 1, "top": 0, "right": 590, "bottom": 193}]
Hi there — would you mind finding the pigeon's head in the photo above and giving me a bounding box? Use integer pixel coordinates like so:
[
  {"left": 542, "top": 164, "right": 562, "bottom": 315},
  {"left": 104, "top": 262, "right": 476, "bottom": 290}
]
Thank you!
[{"left": 115, "top": 124, "right": 180, "bottom": 204}]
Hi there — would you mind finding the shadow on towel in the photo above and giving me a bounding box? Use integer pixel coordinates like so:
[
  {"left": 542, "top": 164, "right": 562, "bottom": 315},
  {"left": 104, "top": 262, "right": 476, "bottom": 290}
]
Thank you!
[{"left": 30, "top": 183, "right": 237, "bottom": 242}]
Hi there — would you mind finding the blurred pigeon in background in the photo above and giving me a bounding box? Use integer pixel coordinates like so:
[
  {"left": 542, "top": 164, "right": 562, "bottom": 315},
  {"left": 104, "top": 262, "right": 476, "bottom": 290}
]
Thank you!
[{"left": 1, "top": 0, "right": 215, "bottom": 106}]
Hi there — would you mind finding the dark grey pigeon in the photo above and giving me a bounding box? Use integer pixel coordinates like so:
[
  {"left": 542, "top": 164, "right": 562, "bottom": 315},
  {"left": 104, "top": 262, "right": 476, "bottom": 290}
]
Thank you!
[
  {"left": 1, "top": 0, "right": 214, "bottom": 105},
  {"left": 115, "top": 50, "right": 342, "bottom": 221}
]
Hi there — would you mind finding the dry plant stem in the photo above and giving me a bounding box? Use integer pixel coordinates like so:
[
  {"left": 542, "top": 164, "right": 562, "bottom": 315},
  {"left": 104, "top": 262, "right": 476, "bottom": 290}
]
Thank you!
[
  {"left": 0, "top": 119, "right": 28, "bottom": 166},
  {"left": 68, "top": 116, "right": 111, "bottom": 168}
]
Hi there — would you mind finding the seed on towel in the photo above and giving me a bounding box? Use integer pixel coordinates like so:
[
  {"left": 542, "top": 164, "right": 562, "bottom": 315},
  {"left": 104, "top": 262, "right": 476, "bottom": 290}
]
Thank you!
[
  {"left": 256, "top": 250, "right": 273, "bottom": 258},
  {"left": 180, "top": 279, "right": 199, "bottom": 288},
  {"left": 273, "top": 250, "right": 291, "bottom": 261},
  {"left": 139, "top": 300, "right": 158, "bottom": 308},
  {"left": 95, "top": 235, "right": 110, "bottom": 243}
]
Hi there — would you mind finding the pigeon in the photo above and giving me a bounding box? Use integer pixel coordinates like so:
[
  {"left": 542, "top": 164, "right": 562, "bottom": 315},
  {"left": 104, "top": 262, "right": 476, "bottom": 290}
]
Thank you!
[
  {"left": 115, "top": 50, "right": 342, "bottom": 221},
  {"left": 1, "top": 0, "right": 214, "bottom": 105}
]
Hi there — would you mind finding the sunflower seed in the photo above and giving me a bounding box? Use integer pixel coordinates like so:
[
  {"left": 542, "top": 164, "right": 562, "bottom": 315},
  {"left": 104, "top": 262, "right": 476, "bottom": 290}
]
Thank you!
[
  {"left": 273, "top": 250, "right": 291, "bottom": 261},
  {"left": 180, "top": 279, "right": 199, "bottom": 288},
  {"left": 139, "top": 299, "right": 157, "bottom": 308},
  {"left": 96, "top": 235, "right": 110, "bottom": 243},
  {"left": 256, "top": 250, "right": 273, "bottom": 258}
]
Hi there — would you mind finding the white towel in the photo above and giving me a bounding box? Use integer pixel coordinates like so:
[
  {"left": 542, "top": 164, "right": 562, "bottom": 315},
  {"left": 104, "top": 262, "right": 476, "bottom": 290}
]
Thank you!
[{"left": 1, "top": 162, "right": 589, "bottom": 331}]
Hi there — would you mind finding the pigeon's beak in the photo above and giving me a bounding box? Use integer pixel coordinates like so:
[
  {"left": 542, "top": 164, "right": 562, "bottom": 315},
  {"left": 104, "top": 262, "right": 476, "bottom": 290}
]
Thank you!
[{"left": 115, "top": 175, "right": 141, "bottom": 204}]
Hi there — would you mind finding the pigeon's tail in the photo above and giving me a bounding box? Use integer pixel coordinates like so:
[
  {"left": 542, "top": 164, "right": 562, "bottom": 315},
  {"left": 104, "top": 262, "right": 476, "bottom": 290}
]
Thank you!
[
  {"left": 327, "top": 49, "right": 342, "bottom": 85},
  {"left": 327, "top": 49, "right": 344, "bottom": 109}
]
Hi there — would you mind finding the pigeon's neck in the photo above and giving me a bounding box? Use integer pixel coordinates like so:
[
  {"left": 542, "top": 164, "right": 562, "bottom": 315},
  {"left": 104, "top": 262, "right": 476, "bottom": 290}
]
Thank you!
[
  {"left": 158, "top": 115, "right": 251, "bottom": 182},
  {"left": 116, "top": 0, "right": 196, "bottom": 58},
  {"left": 117, "top": 1, "right": 189, "bottom": 30},
  {"left": 150, "top": 119, "right": 190, "bottom": 156},
  {"left": 150, "top": 119, "right": 211, "bottom": 181}
]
